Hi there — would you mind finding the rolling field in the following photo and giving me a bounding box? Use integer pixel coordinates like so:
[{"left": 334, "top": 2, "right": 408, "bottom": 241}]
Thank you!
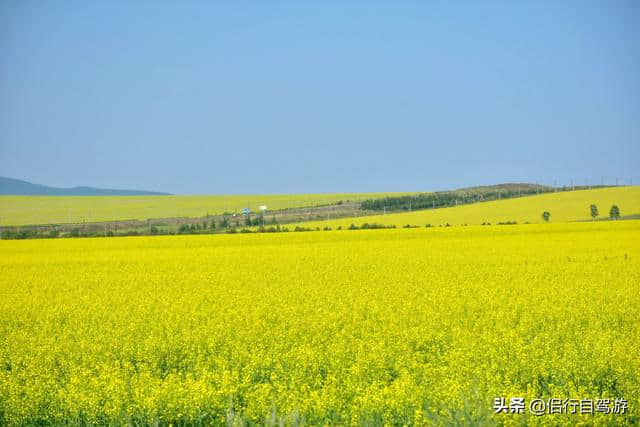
[
  {"left": 303, "top": 186, "right": 640, "bottom": 229},
  {"left": 1, "top": 221, "right": 638, "bottom": 425},
  {"left": 0, "top": 192, "right": 411, "bottom": 226}
]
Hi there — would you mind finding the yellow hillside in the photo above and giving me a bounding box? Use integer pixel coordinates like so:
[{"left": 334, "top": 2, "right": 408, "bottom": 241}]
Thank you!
[
  {"left": 304, "top": 186, "right": 640, "bottom": 228},
  {"left": 0, "top": 192, "right": 412, "bottom": 226}
]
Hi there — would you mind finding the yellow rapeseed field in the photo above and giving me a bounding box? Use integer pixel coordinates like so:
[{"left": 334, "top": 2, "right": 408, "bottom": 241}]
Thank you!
[
  {"left": 0, "top": 192, "right": 412, "bottom": 226},
  {"left": 1, "top": 221, "right": 638, "bottom": 425},
  {"left": 304, "top": 186, "right": 640, "bottom": 229}
]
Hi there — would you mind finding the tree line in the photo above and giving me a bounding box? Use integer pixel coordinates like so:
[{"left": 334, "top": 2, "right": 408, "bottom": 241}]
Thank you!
[
  {"left": 360, "top": 187, "right": 551, "bottom": 211},
  {"left": 541, "top": 204, "right": 621, "bottom": 222}
]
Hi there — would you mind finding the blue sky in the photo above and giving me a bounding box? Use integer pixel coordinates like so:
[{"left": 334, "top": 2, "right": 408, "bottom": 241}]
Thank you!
[{"left": 1, "top": 1, "right": 638, "bottom": 194}]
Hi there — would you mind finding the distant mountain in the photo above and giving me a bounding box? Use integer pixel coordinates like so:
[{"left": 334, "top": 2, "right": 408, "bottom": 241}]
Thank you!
[{"left": 0, "top": 177, "right": 171, "bottom": 196}]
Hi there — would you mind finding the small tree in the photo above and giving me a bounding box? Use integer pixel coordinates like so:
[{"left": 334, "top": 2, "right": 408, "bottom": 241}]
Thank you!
[
  {"left": 609, "top": 205, "right": 620, "bottom": 220},
  {"left": 590, "top": 204, "right": 598, "bottom": 221},
  {"left": 542, "top": 211, "right": 550, "bottom": 222}
]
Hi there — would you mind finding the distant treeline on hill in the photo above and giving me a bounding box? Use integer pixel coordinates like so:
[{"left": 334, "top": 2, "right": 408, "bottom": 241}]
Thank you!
[{"left": 359, "top": 183, "right": 601, "bottom": 211}]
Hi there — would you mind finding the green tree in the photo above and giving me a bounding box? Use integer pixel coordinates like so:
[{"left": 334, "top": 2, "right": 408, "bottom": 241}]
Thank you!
[
  {"left": 542, "top": 211, "right": 550, "bottom": 222},
  {"left": 590, "top": 204, "right": 598, "bottom": 221},
  {"left": 609, "top": 205, "right": 620, "bottom": 220}
]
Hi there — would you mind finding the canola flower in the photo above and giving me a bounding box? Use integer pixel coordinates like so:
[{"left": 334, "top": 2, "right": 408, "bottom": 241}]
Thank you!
[
  {"left": 0, "top": 221, "right": 638, "bottom": 425},
  {"left": 0, "top": 192, "right": 412, "bottom": 226},
  {"left": 304, "top": 186, "right": 640, "bottom": 228}
]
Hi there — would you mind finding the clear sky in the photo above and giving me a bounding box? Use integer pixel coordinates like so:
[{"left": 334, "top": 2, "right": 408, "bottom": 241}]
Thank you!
[{"left": 1, "top": 1, "right": 638, "bottom": 194}]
